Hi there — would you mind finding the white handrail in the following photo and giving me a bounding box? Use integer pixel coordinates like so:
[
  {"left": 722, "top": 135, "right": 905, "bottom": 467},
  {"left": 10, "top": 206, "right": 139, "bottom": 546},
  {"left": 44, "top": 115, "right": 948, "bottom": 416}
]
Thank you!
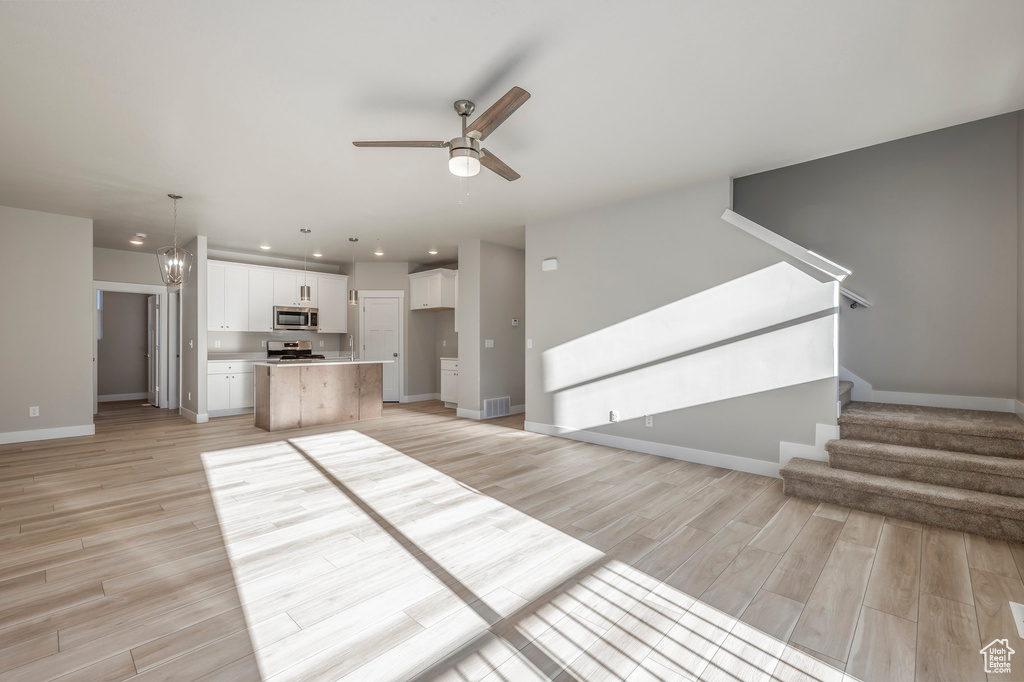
[{"left": 720, "top": 209, "right": 851, "bottom": 282}]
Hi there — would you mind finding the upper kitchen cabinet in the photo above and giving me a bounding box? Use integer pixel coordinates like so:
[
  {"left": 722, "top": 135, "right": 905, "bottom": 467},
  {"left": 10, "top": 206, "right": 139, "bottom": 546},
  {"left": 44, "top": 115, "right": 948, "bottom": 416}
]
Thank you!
[
  {"left": 409, "top": 269, "right": 456, "bottom": 310},
  {"left": 274, "top": 270, "right": 318, "bottom": 308},
  {"left": 208, "top": 262, "right": 249, "bottom": 331},
  {"left": 247, "top": 267, "right": 274, "bottom": 333},
  {"left": 316, "top": 275, "right": 349, "bottom": 333}
]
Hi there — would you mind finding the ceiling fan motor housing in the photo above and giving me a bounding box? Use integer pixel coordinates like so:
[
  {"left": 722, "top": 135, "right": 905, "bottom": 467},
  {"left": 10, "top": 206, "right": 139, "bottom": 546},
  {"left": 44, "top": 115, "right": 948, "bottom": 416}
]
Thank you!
[{"left": 448, "top": 136, "right": 481, "bottom": 176}]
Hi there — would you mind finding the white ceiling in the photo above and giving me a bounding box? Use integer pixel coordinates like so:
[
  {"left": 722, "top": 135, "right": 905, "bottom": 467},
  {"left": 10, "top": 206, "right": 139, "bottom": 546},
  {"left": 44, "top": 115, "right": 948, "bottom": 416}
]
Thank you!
[{"left": 1, "top": 1, "right": 1022, "bottom": 265}]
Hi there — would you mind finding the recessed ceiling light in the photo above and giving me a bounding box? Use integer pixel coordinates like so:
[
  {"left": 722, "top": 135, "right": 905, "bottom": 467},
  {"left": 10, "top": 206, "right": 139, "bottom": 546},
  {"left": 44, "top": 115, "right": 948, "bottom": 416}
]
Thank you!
[
  {"left": 130, "top": 233, "right": 146, "bottom": 245},
  {"left": 312, "top": 251, "right": 323, "bottom": 258},
  {"left": 374, "top": 248, "right": 384, "bottom": 256},
  {"left": 428, "top": 249, "right": 438, "bottom": 255},
  {"left": 260, "top": 244, "right": 271, "bottom": 250}
]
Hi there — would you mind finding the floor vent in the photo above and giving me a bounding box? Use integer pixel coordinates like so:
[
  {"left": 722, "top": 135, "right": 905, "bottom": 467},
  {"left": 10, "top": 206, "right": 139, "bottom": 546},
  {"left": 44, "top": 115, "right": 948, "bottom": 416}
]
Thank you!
[{"left": 483, "top": 396, "right": 511, "bottom": 419}]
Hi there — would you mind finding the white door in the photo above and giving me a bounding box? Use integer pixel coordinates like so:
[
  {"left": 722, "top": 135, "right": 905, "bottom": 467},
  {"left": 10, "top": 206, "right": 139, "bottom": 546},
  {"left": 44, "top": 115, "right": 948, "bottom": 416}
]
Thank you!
[
  {"left": 362, "top": 296, "right": 401, "bottom": 402},
  {"left": 147, "top": 295, "right": 158, "bottom": 406}
]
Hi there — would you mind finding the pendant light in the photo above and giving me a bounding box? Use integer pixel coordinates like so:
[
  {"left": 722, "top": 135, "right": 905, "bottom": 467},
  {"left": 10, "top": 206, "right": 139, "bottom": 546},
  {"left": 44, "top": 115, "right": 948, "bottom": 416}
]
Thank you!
[
  {"left": 348, "top": 243, "right": 358, "bottom": 306},
  {"left": 300, "top": 228, "right": 312, "bottom": 303},
  {"left": 156, "top": 194, "right": 194, "bottom": 289}
]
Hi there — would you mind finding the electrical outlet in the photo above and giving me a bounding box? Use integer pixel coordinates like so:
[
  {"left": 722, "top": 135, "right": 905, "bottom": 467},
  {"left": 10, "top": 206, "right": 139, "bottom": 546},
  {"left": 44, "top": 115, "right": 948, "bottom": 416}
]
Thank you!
[
  {"left": 485, "top": 339, "right": 494, "bottom": 348},
  {"left": 609, "top": 410, "right": 619, "bottom": 423},
  {"left": 645, "top": 415, "right": 654, "bottom": 427},
  {"left": 319, "top": 340, "right": 324, "bottom": 347},
  {"left": 512, "top": 318, "right": 519, "bottom": 327},
  {"left": 214, "top": 340, "right": 221, "bottom": 348},
  {"left": 262, "top": 340, "right": 267, "bottom": 348},
  {"left": 527, "top": 339, "right": 533, "bottom": 349},
  {"left": 442, "top": 339, "right": 446, "bottom": 347},
  {"left": 188, "top": 392, "right": 191, "bottom": 401},
  {"left": 29, "top": 406, "right": 39, "bottom": 417}
]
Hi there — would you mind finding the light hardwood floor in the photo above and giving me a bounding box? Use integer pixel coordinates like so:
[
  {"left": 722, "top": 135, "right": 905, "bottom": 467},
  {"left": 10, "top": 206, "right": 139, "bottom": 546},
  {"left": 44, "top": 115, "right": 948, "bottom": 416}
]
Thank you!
[{"left": 0, "top": 400, "right": 1021, "bottom": 681}]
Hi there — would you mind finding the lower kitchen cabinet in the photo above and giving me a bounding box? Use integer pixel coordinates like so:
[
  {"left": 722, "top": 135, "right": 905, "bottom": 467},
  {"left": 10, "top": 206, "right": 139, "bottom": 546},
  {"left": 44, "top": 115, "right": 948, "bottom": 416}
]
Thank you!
[
  {"left": 208, "top": 361, "right": 254, "bottom": 415},
  {"left": 440, "top": 358, "right": 458, "bottom": 404}
]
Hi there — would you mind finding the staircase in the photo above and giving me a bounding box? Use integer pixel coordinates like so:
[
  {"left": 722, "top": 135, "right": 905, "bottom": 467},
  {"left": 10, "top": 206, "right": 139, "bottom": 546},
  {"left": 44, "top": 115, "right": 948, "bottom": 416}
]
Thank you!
[{"left": 780, "top": 385, "right": 1024, "bottom": 542}]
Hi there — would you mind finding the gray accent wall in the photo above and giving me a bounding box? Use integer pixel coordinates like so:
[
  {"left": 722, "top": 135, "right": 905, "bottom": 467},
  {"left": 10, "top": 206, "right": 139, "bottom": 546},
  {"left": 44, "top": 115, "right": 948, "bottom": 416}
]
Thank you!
[
  {"left": 457, "top": 241, "right": 482, "bottom": 414},
  {"left": 735, "top": 113, "right": 1019, "bottom": 400},
  {"left": 97, "top": 292, "right": 149, "bottom": 397},
  {"left": 525, "top": 178, "right": 837, "bottom": 463},
  {"left": 0, "top": 205, "right": 93, "bottom": 439},
  {"left": 480, "top": 243, "right": 525, "bottom": 409},
  {"left": 1018, "top": 113, "right": 1024, "bottom": 409}
]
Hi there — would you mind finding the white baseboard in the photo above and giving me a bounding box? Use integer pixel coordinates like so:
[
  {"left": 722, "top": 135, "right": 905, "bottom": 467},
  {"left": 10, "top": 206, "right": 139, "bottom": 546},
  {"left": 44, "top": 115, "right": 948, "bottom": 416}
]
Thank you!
[
  {"left": 524, "top": 421, "right": 781, "bottom": 477},
  {"left": 456, "top": 404, "right": 525, "bottom": 420},
  {"left": 401, "top": 393, "right": 440, "bottom": 403},
  {"left": 180, "top": 407, "right": 209, "bottom": 424},
  {"left": 208, "top": 408, "right": 253, "bottom": 418},
  {"left": 1016, "top": 400, "right": 1024, "bottom": 420},
  {"left": 839, "top": 366, "right": 1014, "bottom": 413},
  {"left": 779, "top": 423, "right": 840, "bottom": 466},
  {"left": 98, "top": 393, "right": 148, "bottom": 403},
  {"left": 444, "top": 401, "right": 458, "bottom": 409},
  {"left": 0, "top": 424, "right": 95, "bottom": 445}
]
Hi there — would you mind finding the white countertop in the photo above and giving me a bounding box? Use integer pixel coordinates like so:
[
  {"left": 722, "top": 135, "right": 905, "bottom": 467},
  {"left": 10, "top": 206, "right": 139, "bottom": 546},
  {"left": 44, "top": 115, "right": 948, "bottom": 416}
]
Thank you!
[
  {"left": 440, "top": 357, "right": 458, "bottom": 361},
  {"left": 209, "top": 351, "right": 351, "bottom": 362},
  {"left": 254, "top": 359, "right": 393, "bottom": 367}
]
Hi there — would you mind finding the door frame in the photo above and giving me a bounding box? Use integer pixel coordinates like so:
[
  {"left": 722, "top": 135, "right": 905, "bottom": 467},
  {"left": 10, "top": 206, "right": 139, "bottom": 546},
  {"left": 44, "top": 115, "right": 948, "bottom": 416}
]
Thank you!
[
  {"left": 357, "top": 290, "right": 404, "bottom": 403},
  {"left": 93, "top": 281, "right": 172, "bottom": 413}
]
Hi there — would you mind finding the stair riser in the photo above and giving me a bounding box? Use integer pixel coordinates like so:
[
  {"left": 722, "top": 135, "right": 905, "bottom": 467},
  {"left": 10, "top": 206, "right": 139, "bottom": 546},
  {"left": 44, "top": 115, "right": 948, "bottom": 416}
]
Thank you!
[
  {"left": 840, "top": 423, "right": 1024, "bottom": 459},
  {"left": 829, "top": 452, "right": 1024, "bottom": 497},
  {"left": 840, "top": 391, "right": 852, "bottom": 408},
  {"left": 782, "top": 476, "right": 1024, "bottom": 542}
]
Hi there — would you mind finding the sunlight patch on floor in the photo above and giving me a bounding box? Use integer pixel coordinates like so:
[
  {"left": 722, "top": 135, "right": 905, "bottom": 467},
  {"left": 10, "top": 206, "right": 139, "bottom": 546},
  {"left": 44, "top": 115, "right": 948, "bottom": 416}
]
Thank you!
[{"left": 199, "top": 430, "right": 852, "bottom": 681}]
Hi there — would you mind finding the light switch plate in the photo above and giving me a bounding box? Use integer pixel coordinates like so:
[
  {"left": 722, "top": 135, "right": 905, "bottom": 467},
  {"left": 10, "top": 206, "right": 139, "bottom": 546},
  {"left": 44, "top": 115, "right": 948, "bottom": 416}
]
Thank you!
[
  {"left": 485, "top": 339, "right": 494, "bottom": 348},
  {"left": 214, "top": 340, "right": 221, "bottom": 348},
  {"left": 527, "top": 339, "right": 532, "bottom": 349}
]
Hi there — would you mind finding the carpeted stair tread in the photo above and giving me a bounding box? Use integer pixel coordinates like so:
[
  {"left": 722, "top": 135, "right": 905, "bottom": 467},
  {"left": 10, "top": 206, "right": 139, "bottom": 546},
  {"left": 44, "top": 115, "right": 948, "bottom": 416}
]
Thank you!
[
  {"left": 838, "top": 381, "right": 854, "bottom": 395},
  {"left": 781, "top": 458, "right": 1024, "bottom": 541},
  {"left": 841, "top": 402, "right": 1024, "bottom": 440},
  {"left": 826, "top": 439, "right": 1024, "bottom": 477}
]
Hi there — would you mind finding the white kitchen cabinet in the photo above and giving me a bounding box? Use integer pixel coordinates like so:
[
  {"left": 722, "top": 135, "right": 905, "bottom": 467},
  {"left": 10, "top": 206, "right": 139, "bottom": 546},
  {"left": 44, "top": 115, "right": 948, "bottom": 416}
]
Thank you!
[
  {"left": 409, "top": 269, "right": 456, "bottom": 310},
  {"left": 207, "top": 361, "right": 254, "bottom": 415},
  {"left": 274, "top": 270, "right": 318, "bottom": 308},
  {"left": 317, "top": 275, "right": 349, "bottom": 333},
  {"left": 440, "top": 358, "right": 459, "bottom": 404},
  {"left": 208, "top": 263, "right": 249, "bottom": 331},
  {"left": 248, "top": 267, "right": 274, "bottom": 332}
]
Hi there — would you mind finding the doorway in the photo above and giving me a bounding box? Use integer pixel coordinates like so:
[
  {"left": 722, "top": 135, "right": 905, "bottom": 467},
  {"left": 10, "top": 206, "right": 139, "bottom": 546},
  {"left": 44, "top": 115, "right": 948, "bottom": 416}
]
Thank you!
[
  {"left": 358, "top": 291, "right": 404, "bottom": 402},
  {"left": 93, "top": 281, "right": 177, "bottom": 414}
]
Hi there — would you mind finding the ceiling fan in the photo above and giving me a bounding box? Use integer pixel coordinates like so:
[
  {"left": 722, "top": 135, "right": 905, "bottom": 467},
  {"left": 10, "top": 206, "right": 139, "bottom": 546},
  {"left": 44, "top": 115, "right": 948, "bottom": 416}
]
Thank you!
[{"left": 353, "top": 86, "right": 530, "bottom": 181}]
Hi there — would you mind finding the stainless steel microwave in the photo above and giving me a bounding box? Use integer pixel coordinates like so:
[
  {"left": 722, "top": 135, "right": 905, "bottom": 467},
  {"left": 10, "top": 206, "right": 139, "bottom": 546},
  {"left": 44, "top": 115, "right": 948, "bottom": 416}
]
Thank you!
[{"left": 273, "top": 306, "right": 319, "bottom": 331}]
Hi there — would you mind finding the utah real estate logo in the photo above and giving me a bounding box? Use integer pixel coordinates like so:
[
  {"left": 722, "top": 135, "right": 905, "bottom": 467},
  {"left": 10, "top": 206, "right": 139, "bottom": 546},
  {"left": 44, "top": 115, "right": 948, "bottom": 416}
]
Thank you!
[{"left": 980, "top": 639, "right": 1015, "bottom": 675}]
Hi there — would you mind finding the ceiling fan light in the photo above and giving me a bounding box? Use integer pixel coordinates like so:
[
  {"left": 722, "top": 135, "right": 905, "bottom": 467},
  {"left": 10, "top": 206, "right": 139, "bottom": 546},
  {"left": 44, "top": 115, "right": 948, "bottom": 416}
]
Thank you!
[{"left": 449, "top": 154, "right": 481, "bottom": 177}]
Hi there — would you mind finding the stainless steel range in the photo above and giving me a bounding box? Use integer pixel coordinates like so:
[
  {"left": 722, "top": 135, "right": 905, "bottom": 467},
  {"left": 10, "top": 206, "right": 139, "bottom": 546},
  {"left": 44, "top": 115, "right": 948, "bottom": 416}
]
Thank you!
[{"left": 266, "top": 340, "right": 326, "bottom": 363}]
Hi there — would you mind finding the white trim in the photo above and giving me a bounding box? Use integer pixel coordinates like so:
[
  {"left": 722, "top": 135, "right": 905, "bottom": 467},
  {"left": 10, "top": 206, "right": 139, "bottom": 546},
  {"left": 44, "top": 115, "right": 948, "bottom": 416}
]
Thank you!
[
  {"left": 93, "top": 281, "right": 172, "bottom": 412},
  {"left": 456, "top": 404, "right": 525, "bottom": 420},
  {"left": 1016, "top": 401, "right": 1024, "bottom": 420},
  {"left": 180, "top": 407, "right": 209, "bottom": 424},
  {"left": 98, "top": 393, "right": 148, "bottom": 403},
  {"left": 208, "top": 408, "right": 253, "bottom": 418},
  {"left": 444, "top": 401, "right": 458, "bottom": 409},
  {"left": 457, "top": 407, "right": 483, "bottom": 420},
  {"left": 838, "top": 367, "right": 1014, "bottom": 412},
  {"left": 511, "top": 404, "right": 525, "bottom": 416},
  {"left": 524, "top": 421, "right": 782, "bottom": 478},
  {"left": 401, "top": 393, "right": 440, "bottom": 403},
  {"left": 720, "top": 209, "right": 851, "bottom": 282},
  {"left": 839, "top": 287, "right": 872, "bottom": 308},
  {"left": 779, "top": 423, "right": 840, "bottom": 466},
  {"left": 358, "top": 289, "right": 405, "bottom": 298},
  {"left": 0, "top": 424, "right": 95, "bottom": 445}
]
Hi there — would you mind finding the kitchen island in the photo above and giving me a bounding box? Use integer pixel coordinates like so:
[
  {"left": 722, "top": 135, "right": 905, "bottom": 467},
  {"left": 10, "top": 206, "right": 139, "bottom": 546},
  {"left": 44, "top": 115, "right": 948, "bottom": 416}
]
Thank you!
[{"left": 253, "top": 359, "right": 392, "bottom": 432}]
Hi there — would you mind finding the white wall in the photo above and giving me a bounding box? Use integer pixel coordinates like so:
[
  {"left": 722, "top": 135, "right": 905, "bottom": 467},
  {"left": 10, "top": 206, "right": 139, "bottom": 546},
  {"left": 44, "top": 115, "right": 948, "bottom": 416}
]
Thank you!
[
  {"left": 179, "top": 236, "right": 207, "bottom": 421},
  {"left": 735, "top": 113, "right": 1019, "bottom": 401},
  {"left": 0, "top": 205, "right": 94, "bottom": 442},
  {"left": 525, "top": 179, "right": 838, "bottom": 469},
  {"left": 1018, "top": 112, "right": 1024, "bottom": 413},
  {"left": 93, "top": 247, "right": 167, "bottom": 286},
  {"left": 97, "top": 292, "right": 148, "bottom": 397}
]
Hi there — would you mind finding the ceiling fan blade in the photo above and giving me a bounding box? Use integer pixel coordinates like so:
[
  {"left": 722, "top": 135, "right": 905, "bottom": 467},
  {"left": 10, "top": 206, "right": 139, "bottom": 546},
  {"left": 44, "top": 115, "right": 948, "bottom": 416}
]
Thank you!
[
  {"left": 464, "top": 86, "right": 531, "bottom": 141},
  {"left": 480, "top": 148, "right": 521, "bottom": 181},
  {"left": 352, "top": 141, "right": 448, "bottom": 148}
]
